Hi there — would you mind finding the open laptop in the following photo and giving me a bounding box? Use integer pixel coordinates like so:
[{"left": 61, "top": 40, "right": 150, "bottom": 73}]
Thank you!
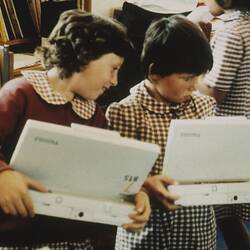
[
  {"left": 163, "top": 118, "right": 250, "bottom": 206},
  {"left": 10, "top": 119, "right": 160, "bottom": 225},
  {"left": 71, "top": 122, "right": 120, "bottom": 138}
]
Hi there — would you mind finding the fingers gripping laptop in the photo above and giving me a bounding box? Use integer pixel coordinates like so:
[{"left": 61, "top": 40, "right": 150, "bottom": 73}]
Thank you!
[
  {"left": 10, "top": 119, "right": 160, "bottom": 225},
  {"left": 163, "top": 118, "right": 250, "bottom": 206}
]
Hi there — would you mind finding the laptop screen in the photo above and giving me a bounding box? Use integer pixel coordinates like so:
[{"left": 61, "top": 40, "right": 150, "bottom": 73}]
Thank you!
[
  {"left": 10, "top": 120, "right": 160, "bottom": 201},
  {"left": 163, "top": 118, "right": 250, "bottom": 183}
]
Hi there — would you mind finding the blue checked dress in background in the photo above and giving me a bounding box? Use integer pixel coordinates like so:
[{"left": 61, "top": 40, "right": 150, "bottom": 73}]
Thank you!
[{"left": 204, "top": 9, "right": 250, "bottom": 223}]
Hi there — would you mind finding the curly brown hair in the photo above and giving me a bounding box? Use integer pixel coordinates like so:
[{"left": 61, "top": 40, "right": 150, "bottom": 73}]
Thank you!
[{"left": 36, "top": 9, "right": 133, "bottom": 79}]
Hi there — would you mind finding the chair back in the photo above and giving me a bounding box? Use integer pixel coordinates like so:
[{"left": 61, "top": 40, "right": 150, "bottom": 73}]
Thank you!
[{"left": 0, "top": 44, "right": 14, "bottom": 87}]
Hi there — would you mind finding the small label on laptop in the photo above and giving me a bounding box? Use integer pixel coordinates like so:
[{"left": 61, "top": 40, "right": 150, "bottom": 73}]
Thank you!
[{"left": 120, "top": 175, "right": 139, "bottom": 195}]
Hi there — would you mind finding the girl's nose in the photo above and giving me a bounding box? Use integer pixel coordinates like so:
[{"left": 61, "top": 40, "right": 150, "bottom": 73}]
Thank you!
[
  {"left": 189, "top": 81, "right": 197, "bottom": 91},
  {"left": 111, "top": 73, "right": 118, "bottom": 86},
  {"left": 191, "top": 76, "right": 201, "bottom": 91}
]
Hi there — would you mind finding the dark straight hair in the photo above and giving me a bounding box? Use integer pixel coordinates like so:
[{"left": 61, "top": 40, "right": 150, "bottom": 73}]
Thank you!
[{"left": 141, "top": 15, "right": 213, "bottom": 78}]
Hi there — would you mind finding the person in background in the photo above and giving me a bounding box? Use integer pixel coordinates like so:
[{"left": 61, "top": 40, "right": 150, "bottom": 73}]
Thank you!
[
  {"left": 198, "top": 0, "right": 250, "bottom": 117},
  {"left": 97, "top": 0, "right": 198, "bottom": 107},
  {"left": 196, "top": 1, "right": 250, "bottom": 249},
  {"left": 107, "top": 15, "right": 217, "bottom": 249},
  {"left": 0, "top": 9, "right": 150, "bottom": 250}
]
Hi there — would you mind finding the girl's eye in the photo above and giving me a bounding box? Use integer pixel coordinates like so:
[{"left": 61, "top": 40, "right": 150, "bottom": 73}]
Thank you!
[
  {"left": 182, "top": 76, "right": 194, "bottom": 81},
  {"left": 112, "top": 67, "right": 120, "bottom": 74}
]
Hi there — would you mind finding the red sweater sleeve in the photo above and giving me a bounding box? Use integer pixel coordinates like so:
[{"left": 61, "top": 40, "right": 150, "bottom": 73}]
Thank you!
[
  {"left": 0, "top": 78, "right": 27, "bottom": 169},
  {"left": 0, "top": 76, "right": 108, "bottom": 170}
]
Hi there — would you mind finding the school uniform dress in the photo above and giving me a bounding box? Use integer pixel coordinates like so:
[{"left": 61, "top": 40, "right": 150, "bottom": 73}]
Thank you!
[
  {"left": 205, "top": 10, "right": 250, "bottom": 118},
  {"left": 0, "top": 70, "right": 108, "bottom": 249},
  {"left": 204, "top": 10, "right": 250, "bottom": 221},
  {"left": 106, "top": 81, "right": 217, "bottom": 250}
]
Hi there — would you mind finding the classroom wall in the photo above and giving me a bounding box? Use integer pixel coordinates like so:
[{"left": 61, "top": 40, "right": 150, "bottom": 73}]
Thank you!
[{"left": 91, "top": 0, "right": 124, "bottom": 16}]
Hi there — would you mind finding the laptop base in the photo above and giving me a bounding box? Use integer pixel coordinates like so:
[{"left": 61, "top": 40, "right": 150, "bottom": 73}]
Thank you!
[
  {"left": 30, "top": 191, "right": 134, "bottom": 226},
  {"left": 169, "top": 182, "right": 250, "bottom": 206}
]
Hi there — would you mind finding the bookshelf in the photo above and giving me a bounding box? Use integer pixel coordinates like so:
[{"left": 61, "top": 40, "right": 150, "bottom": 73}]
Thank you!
[{"left": 0, "top": 0, "right": 92, "bottom": 51}]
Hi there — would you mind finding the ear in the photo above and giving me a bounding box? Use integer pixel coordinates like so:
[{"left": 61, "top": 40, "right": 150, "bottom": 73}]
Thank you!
[
  {"left": 148, "top": 63, "right": 162, "bottom": 83},
  {"left": 217, "top": 0, "right": 232, "bottom": 9},
  {"left": 148, "top": 63, "right": 154, "bottom": 76}
]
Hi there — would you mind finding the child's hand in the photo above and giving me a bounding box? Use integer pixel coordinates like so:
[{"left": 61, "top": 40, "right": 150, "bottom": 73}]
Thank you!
[
  {"left": 0, "top": 170, "right": 47, "bottom": 217},
  {"left": 143, "top": 175, "right": 179, "bottom": 210},
  {"left": 122, "top": 190, "right": 151, "bottom": 232}
]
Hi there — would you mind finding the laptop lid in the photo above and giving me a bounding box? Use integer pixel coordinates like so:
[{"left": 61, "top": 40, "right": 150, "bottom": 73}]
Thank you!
[
  {"left": 10, "top": 119, "right": 160, "bottom": 201},
  {"left": 163, "top": 118, "right": 250, "bottom": 183},
  {"left": 71, "top": 122, "right": 120, "bottom": 138}
]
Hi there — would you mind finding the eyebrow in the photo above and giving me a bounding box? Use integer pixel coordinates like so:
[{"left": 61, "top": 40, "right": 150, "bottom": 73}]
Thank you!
[{"left": 179, "top": 74, "right": 196, "bottom": 77}]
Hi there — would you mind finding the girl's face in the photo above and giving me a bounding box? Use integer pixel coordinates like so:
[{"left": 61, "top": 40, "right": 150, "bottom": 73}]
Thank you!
[
  {"left": 70, "top": 53, "right": 124, "bottom": 100},
  {"left": 147, "top": 73, "right": 201, "bottom": 104},
  {"left": 204, "top": 0, "right": 224, "bottom": 16}
]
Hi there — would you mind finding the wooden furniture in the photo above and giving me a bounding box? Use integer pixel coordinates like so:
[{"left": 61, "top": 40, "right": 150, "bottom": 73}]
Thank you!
[
  {"left": 0, "top": 0, "right": 92, "bottom": 86},
  {"left": 0, "top": 0, "right": 41, "bottom": 49},
  {"left": 83, "top": 0, "right": 92, "bottom": 12},
  {"left": 0, "top": 0, "right": 92, "bottom": 49},
  {"left": 0, "top": 44, "right": 13, "bottom": 86}
]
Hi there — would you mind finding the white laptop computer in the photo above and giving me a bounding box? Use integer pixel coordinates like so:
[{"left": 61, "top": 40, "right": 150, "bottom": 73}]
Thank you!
[
  {"left": 10, "top": 119, "right": 160, "bottom": 225},
  {"left": 71, "top": 122, "right": 120, "bottom": 138},
  {"left": 163, "top": 118, "right": 250, "bottom": 206}
]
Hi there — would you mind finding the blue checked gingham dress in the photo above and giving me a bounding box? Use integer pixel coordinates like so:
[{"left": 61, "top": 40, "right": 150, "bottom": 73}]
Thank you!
[
  {"left": 204, "top": 9, "right": 250, "bottom": 223},
  {"left": 106, "top": 82, "right": 217, "bottom": 250}
]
